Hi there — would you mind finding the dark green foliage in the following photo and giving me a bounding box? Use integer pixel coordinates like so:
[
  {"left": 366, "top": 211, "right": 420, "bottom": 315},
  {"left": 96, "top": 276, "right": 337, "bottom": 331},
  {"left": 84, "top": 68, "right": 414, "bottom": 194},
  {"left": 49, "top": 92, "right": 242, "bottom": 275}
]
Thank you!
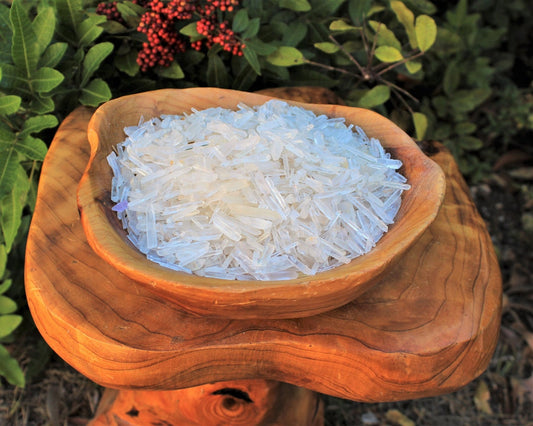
[{"left": 0, "top": 0, "right": 114, "bottom": 387}]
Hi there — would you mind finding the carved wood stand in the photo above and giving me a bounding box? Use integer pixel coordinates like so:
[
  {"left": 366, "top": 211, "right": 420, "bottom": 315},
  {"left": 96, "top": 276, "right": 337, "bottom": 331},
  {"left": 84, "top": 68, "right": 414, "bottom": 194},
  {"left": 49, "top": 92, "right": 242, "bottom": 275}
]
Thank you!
[{"left": 25, "top": 88, "right": 502, "bottom": 425}]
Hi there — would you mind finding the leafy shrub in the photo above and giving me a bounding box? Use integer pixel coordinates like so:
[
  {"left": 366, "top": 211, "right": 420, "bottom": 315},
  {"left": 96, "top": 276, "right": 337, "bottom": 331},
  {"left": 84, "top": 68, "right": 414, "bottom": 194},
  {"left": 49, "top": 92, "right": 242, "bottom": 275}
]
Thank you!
[{"left": 0, "top": 0, "right": 115, "bottom": 387}]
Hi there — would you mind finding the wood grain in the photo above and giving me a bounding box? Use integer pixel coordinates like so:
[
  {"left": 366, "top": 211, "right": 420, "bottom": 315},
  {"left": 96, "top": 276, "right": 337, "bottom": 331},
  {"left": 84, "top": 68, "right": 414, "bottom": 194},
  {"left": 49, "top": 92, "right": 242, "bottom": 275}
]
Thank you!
[
  {"left": 77, "top": 87, "right": 445, "bottom": 319},
  {"left": 89, "top": 380, "right": 323, "bottom": 425},
  {"left": 25, "top": 92, "right": 501, "bottom": 402}
]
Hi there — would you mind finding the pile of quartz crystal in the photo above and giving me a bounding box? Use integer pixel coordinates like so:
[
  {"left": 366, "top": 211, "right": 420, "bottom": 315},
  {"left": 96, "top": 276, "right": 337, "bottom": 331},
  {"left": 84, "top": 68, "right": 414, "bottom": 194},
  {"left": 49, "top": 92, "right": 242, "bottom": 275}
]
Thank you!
[{"left": 107, "top": 100, "right": 410, "bottom": 280}]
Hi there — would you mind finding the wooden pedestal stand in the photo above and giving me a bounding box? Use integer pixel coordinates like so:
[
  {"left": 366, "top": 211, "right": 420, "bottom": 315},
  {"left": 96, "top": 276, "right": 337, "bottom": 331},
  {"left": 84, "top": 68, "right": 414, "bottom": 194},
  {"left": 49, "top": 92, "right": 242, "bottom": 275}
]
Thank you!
[{"left": 25, "top": 88, "right": 502, "bottom": 425}]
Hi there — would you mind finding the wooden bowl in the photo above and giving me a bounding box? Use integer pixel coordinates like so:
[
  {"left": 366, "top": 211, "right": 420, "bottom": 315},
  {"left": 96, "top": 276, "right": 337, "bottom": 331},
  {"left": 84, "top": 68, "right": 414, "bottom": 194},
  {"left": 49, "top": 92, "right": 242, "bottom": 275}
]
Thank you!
[{"left": 77, "top": 88, "right": 445, "bottom": 319}]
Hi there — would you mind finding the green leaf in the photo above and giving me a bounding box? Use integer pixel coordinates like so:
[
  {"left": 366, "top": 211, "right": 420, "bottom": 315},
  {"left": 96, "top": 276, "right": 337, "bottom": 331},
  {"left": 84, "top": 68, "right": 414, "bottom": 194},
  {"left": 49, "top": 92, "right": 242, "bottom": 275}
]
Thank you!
[
  {"left": 81, "top": 42, "right": 113, "bottom": 86},
  {"left": 309, "top": 0, "right": 346, "bottom": 17},
  {"left": 115, "top": 2, "right": 142, "bottom": 27},
  {"left": 0, "top": 5, "right": 12, "bottom": 53},
  {"left": 290, "top": 69, "right": 339, "bottom": 88},
  {"left": 412, "top": 112, "right": 428, "bottom": 140},
  {"left": 182, "top": 49, "right": 204, "bottom": 67},
  {"left": 374, "top": 46, "right": 403, "bottom": 63},
  {"left": 232, "top": 64, "right": 258, "bottom": 91},
  {"left": 0, "top": 150, "right": 18, "bottom": 198},
  {"left": 368, "top": 21, "right": 402, "bottom": 50},
  {"left": 434, "top": 27, "right": 462, "bottom": 55},
  {"left": 405, "top": 59, "right": 422, "bottom": 74},
  {"left": 0, "top": 165, "right": 28, "bottom": 251},
  {"left": 443, "top": 61, "right": 460, "bottom": 95},
  {"left": 30, "top": 67, "right": 65, "bottom": 93},
  {"left": 207, "top": 53, "right": 229, "bottom": 88},
  {"left": 458, "top": 136, "right": 483, "bottom": 151},
  {"left": 114, "top": 50, "right": 140, "bottom": 77},
  {"left": 266, "top": 46, "right": 305, "bottom": 67},
  {"left": 21, "top": 114, "right": 58, "bottom": 137},
  {"left": 0, "top": 64, "right": 25, "bottom": 91},
  {"left": 232, "top": 9, "right": 249, "bottom": 33},
  {"left": 39, "top": 42, "right": 68, "bottom": 68},
  {"left": 455, "top": 121, "right": 477, "bottom": 135},
  {"left": 314, "top": 42, "right": 340, "bottom": 54},
  {"left": 348, "top": 0, "right": 372, "bottom": 25},
  {"left": 357, "top": 85, "right": 391, "bottom": 108},
  {"left": 243, "top": 47, "right": 261, "bottom": 75},
  {"left": 329, "top": 19, "right": 360, "bottom": 32},
  {"left": 0, "top": 122, "right": 16, "bottom": 151},
  {"left": 55, "top": 0, "right": 84, "bottom": 35},
  {"left": 79, "top": 78, "right": 111, "bottom": 106},
  {"left": 0, "top": 315, "right": 23, "bottom": 338},
  {"left": 155, "top": 61, "right": 185, "bottom": 79},
  {"left": 245, "top": 38, "right": 277, "bottom": 56},
  {"left": 10, "top": 0, "right": 39, "bottom": 74},
  {"left": 121, "top": 1, "right": 146, "bottom": 15},
  {"left": 14, "top": 136, "right": 49, "bottom": 161},
  {"left": 0, "top": 246, "right": 6, "bottom": 278},
  {"left": 77, "top": 15, "right": 106, "bottom": 48},
  {"left": 180, "top": 22, "right": 202, "bottom": 41},
  {"left": 0, "top": 344, "right": 25, "bottom": 387},
  {"left": 391, "top": 1, "right": 417, "bottom": 49},
  {"left": 452, "top": 88, "right": 491, "bottom": 113},
  {"left": 30, "top": 96, "right": 54, "bottom": 114},
  {"left": 415, "top": 14, "right": 436, "bottom": 51},
  {"left": 282, "top": 21, "right": 307, "bottom": 46},
  {"left": 403, "top": 0, "right": 437, "bottom": 14},
  {"left": 0, "top": 296, "right": 16, "bottom": 314},
  {"left": 271, "top": 19, "right": 289, "bottom": 39},
  {"left": 101, "top": 20, "right": 128, "bottom": 34},
  {"left": 246, "top": 0, "right": 263, "bottom": 16},
  {"left": 446, "top": 0, "right": 467, "bottom": 28},
  {"left": 279, "top": 0, "right": 311, "bottom": 12},
  {"left": 0, "top": 96, "right": 21, "bottom": 116},
  {"left": 0, "top": 278, "right": 12, "bottom": 295},
  {"left": 242, "top": 17, "right": 260, "bottom": 39},
  {"left": 32, "top": 6, "right": 55, "bottom": 56}
]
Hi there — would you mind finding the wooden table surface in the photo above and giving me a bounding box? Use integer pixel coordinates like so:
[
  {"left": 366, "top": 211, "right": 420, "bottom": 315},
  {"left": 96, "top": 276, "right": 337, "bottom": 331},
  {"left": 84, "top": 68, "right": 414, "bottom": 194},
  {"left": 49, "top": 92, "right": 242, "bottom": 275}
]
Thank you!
[{"left": 25, "top": 89, "right": 502, "bottom": 403}]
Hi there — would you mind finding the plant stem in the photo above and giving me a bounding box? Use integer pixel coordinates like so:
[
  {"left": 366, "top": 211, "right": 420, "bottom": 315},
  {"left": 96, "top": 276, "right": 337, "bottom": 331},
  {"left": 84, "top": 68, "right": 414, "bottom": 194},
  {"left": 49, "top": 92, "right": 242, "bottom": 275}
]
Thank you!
[
  {"left": 367, "top": 21, "right": 379, "bottom": 70},
  {"left": 304, "top": 59, "right": 362, "bottom": 80},
  {"left": 376, "top": 51, "right": 425, "bottom": 77},
  {"left": 383, "top": 79, "right": 415, "bottom": 114},
  {"left": 328, "top": 35, "right": 370, "bottom": 80},
  {"left": 384, "top": 79, "right": 419, "bottom": 104}
]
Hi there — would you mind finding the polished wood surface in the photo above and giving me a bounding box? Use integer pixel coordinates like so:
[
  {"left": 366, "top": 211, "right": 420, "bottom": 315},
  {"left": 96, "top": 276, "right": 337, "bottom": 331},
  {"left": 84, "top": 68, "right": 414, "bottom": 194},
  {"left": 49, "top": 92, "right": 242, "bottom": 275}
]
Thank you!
[
  {"left": 89, "top": 380, "right": 323, "bottom": 426},
  {"left": 77, "top": 87, "right": 445, "bottom": 319},
  {"left": 25, "top": 88, "right": 501, "bottom": 402}
]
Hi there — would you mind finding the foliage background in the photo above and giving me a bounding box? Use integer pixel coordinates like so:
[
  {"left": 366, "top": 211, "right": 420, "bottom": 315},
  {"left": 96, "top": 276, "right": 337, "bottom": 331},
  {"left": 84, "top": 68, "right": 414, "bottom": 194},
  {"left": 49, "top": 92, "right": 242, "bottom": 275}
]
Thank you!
[{"left": 0, "top": 0, "right": 532, "bottom": 423}]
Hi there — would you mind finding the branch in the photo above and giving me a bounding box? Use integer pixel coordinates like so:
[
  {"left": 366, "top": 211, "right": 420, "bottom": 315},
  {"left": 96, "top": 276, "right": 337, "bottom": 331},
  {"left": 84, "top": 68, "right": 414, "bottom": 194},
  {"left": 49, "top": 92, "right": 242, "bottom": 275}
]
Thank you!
[
  {"left": 305, "top": 59, "right": 363, "bottom": 80},
  {"left": 380, "top": 78, "right": 419, "bottom": 105},
  {"left": 367, "top": 21, "right": 380, "bottom": 68},
  {"left": 328, "top": 35, "right": 370, "bottom": 80},
  {"left": 376, "top": 50, "right": 425, "bottom": 77}
]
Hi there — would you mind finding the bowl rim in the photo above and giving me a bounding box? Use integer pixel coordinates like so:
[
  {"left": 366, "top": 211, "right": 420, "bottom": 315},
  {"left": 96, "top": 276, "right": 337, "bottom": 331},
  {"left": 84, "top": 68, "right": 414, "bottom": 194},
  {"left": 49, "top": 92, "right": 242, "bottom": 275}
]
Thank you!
[{"left": 77, "top": 88, "right": 446, "bottom": 315}]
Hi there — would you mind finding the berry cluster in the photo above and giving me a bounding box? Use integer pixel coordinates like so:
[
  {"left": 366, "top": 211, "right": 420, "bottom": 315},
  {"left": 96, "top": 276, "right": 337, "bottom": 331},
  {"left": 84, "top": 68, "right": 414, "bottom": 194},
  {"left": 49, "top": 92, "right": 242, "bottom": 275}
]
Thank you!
[
  {"left": 198, "top": 0, "right": 239, "bottom": 15},
  {"left": 195, "top": 18, "right": 244, "bottom": 55},
  {"left": 192, "top": 0, "right": 243, "bottom": 55},
  {"left": 100, "top": 0, "right": 245, "bottom": 72},
  {"left": 137, "top": 4, "right": 188, "bottom": 71},
  {"left": 95, "top": 1, "right": 125, "bottom": 25}
]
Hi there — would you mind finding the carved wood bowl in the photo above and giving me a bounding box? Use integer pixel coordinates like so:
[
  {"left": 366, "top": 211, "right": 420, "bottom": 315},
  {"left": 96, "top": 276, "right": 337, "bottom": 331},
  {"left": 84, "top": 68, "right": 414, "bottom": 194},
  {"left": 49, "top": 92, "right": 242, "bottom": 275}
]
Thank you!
[{"left": 77, "top": 88, "right": 446, "bottom": 319}]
